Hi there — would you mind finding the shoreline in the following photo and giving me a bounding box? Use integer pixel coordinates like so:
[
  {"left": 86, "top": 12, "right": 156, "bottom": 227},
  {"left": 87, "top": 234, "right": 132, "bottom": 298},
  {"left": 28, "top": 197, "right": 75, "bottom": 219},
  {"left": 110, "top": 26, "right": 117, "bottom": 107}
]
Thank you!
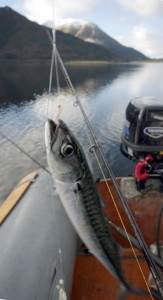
[{"left": 0, "top": 59, "right": 162, "bottom": 65}]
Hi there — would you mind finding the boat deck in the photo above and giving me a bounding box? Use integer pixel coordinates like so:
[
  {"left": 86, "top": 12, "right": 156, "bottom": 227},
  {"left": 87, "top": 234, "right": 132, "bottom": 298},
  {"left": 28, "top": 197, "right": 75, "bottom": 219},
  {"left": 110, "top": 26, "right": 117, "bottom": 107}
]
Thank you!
[
  {"left": 97, "top": 177, "right": 163, "bottom": 247},
  {"left": 1, "top": 172, "right": 163, "bottom": 300},
  {"left": 71, "top": 250, "right": 149, "bottom": 300},
  {"left": 71, "top": 177, "right": 163, "bottom": 300}
]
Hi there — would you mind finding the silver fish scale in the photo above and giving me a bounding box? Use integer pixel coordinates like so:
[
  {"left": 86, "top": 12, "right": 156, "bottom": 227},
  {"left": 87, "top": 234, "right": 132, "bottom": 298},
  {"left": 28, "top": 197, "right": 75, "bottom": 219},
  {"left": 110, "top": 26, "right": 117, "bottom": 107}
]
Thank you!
[
  {"left": 79, "top": 161, "right": 122, "bottom": 275},
  {"left": 46, "top": 119, "right": 149, "bottom": 295}
]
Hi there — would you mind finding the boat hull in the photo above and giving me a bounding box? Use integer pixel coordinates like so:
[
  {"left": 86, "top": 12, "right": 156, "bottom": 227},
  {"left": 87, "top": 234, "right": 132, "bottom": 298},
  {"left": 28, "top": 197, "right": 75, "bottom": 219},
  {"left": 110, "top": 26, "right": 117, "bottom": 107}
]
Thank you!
[
  {"left": 0, "top": 170, "right": 77, "bottom": 300},
  {"left": 1, "top": 173, "right": 162, "bottom": 299}
]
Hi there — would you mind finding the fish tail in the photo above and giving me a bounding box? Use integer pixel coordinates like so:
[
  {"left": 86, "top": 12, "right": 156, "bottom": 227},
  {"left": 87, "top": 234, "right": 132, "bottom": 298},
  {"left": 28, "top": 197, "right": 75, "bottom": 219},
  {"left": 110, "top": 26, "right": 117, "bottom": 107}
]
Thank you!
[
  {"left": 118, "top": 284, "right": 147, "bottom": 300},
  {"left": 122, "top": 280, "right": 160, "bottom": 298},
  {"left": 118, "top": 285, "right": 129, "bottom": 300},
  {"left": 126, "top": 284, "right": 147, "bottom": 296}
]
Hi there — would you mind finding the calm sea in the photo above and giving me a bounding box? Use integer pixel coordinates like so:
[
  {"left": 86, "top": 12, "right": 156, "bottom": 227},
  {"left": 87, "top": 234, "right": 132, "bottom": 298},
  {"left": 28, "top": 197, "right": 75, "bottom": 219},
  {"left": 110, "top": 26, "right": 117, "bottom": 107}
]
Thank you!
[{"left": 0, "top": 62, "right": 163, "bottom": 203}]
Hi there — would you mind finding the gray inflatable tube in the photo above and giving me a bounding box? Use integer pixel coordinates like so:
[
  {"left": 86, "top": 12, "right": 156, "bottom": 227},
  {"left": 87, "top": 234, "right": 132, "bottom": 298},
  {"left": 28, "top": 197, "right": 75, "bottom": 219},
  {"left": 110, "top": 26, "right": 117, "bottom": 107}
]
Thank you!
[{"left": 0, "top": 170, "right": 77, "bottom": 300}]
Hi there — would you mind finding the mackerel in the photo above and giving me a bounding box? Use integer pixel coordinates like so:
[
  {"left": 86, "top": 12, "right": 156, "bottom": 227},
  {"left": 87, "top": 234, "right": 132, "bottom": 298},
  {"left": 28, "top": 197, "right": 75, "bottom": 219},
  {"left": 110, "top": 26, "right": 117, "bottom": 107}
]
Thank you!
[{"left": 45, "top": 118, "right": 151, "bottom": 296}]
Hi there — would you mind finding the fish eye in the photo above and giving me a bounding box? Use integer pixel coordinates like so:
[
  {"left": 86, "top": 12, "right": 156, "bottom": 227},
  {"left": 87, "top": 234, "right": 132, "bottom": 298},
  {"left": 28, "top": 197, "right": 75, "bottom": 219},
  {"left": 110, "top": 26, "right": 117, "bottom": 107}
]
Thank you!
[{"left": 61, "top": 143, "right": 74, "bottom": 158}]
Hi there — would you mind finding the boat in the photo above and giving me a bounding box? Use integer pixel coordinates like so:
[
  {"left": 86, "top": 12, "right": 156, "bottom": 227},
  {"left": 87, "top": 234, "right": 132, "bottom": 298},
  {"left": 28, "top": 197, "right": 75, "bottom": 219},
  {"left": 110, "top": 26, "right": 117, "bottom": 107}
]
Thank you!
[
  {"left": 0, "top": 166, "right": 163, "bottom": 299},
  {"left": 0, "top": 169, "right": 77, "bottom": 300},
  {"left": 1, "top": 17, "right": 163, "bottom": 299}
]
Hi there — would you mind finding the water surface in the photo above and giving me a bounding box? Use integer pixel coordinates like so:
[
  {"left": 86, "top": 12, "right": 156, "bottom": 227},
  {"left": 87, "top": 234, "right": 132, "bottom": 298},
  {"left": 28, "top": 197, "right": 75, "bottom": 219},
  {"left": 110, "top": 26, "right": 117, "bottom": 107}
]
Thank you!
[{"left": 0, "top": 62, "right": 163, "bottom": 203}]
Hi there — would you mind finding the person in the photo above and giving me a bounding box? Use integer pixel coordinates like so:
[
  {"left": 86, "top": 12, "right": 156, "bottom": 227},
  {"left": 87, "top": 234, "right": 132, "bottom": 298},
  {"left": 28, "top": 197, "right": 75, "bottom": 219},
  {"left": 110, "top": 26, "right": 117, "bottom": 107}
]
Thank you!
[{"left": 135, "top": 154, "right": 154, "bottom": 192}]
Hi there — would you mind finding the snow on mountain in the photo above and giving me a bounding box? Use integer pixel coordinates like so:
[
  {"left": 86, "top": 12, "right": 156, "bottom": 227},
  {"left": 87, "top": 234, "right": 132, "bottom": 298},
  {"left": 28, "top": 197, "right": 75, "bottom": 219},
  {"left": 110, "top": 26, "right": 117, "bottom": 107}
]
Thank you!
[{"left": 56, "top": 19, "right": 148, "bottom": 61}]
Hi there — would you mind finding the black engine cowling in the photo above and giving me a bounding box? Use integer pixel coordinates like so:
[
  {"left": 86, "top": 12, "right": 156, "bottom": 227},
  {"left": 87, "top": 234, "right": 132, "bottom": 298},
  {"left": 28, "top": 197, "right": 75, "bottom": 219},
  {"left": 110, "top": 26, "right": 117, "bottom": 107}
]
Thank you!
[{"left": 120, "top": 97, "right": 163, "bottom": 164}]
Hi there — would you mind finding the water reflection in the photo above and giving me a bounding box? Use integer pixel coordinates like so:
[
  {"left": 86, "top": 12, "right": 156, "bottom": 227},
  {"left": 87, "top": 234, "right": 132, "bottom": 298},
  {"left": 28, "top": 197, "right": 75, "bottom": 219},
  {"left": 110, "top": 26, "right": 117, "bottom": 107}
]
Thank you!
[
  {"left": 0, "top": 63, "right": 50, "bottom": 105},
  {"left": 0, "top": 62, "right": 162, "bottom": 203},
  {"left": 0, "top": 62, "right": 143, "bottom": 106}
]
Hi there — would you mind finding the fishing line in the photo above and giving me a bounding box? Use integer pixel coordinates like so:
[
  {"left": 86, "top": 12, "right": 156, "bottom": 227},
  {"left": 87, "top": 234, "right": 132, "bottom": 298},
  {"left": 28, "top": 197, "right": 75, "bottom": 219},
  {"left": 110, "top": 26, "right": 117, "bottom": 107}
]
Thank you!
[
  {"left": 47, "top": 29, "right": 55, "bottom": 118},
  {"left": 48, "top": 32, "right": 60, "bottom": 95},
  {"left": 47, "top": 0, "right": 60, "bottom": 117},
  {"left": 156, "top": 200, "right": 163, "bottom": 261},
  {"left": 47, "top": 2, "right": 66, "bottom": 297},
  {"left": 47, "top": 40, "right": 76, "bottom": 94},
  {"left": 96, "top": 146, "right": 163, "bottom": 293},
  {"left": 49, "top": 175, "right": 67, "bottom": 297},
  {"left": 47, "top": 25, "right": 74, "bottom": 92},
  {"left": 48, "top": 2, "right": 55, "bottom": 93},
  {"left": 48, "top": 11, "right": 163, "bottom": 297},
  {"left": 0, "top": 131, "right": 49, "bottom": 174},
  {"left": 79, "top": 122, "right": 155, "bottom": 297},
  {"left": 48, "top": 31, "right": 55, "bottom": 95},
  {"left": 87, "top": 126, "right": 163, "bottom": 297},
  {"left": 51, "top": 52, "right": 163, "bottom": 298},
  {"left": 108, "top": 220, "right": 163, "bottom": 269},
  {"left": 54, "top": 55, "right": 163, "bottom": 295},
  {"left": 53, "top": 51, "right": 163, "bottom": 293},
  {"left": 82, "top": 126, "right": 153, "bottom": 297}
]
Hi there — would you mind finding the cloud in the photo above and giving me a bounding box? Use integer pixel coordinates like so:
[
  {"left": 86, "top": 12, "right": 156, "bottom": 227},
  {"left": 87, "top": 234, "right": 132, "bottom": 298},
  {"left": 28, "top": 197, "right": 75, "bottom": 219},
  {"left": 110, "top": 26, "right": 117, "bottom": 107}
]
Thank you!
[
  {"left": 132, "top": 25, "right": 163, "bottom": 58},
  {"left": 24, "top": 0, "right": 97, "bottom": 24},
  {"left": 22, "top": 0, "right": 163, "bottom": 58},
  {"left": 116, "top": 24, "right": 163, "bottom": 58},
  {"left": 118, "top": 0, "right": 163, "bottom": 16},
  {"left": 24, "top": 0, "right": 52, "bottom": 24}
]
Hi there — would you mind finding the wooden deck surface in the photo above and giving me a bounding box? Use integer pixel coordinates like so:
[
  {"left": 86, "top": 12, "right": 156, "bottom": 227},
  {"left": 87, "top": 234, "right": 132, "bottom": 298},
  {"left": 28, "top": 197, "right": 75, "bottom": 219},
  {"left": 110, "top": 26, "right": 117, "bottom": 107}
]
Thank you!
[
  {"left": 71, "top": 250, "right": 150, "bottom": 300},
  {"left": 71, "top": 177, "right": 163, "bottom": 300},
  {"left": 0, "top": 171, "right": 38, "bottom": 225}
]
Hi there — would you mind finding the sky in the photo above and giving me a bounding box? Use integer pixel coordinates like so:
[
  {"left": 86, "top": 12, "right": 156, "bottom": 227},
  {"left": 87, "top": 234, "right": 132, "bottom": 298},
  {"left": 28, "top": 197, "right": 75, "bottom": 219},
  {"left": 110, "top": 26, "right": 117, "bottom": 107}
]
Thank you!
[{"left": 1, "top": 0, "right": 163, "bottom": 58}]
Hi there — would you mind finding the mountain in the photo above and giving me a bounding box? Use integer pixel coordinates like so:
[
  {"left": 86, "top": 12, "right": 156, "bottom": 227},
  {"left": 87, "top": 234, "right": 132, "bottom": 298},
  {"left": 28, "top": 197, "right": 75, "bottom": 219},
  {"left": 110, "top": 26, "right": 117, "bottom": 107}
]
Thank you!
[
  {"left": 0, "top": 7, "right": 148, "bottom": 62},
  {"left": 0, "top": 7, "right": 121, "bottom": 62},
  {"left": 0, "top": 6, "right": 51, "bottom": 60},
  {"left": 57, "top": 20, "right": 148, "bottom": 61}
]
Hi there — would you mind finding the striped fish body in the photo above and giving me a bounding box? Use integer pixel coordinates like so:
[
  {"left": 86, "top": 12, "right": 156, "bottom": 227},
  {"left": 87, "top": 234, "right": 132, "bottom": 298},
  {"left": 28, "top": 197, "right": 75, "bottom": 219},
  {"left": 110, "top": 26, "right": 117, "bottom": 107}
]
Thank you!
[
  {"left": 54, "top": 169, "right": 122, "bottom": 281},
  {"left": 45, "top": 119, "right": 132, "bottom": 289}
]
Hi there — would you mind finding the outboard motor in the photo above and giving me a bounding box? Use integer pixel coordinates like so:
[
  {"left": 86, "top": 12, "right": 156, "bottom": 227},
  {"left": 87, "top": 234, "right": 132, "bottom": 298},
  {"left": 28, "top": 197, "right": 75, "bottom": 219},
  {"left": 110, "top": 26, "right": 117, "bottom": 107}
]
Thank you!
[{"left": 120, "top": 97, "right": 163, "bottom": 191}]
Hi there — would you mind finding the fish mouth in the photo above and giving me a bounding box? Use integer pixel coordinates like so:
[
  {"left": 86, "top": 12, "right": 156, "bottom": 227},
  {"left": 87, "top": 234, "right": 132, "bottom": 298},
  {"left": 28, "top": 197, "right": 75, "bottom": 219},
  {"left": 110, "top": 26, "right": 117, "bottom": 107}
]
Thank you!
[{"left": 48, "top": 119, "right": 59, "bottom": 145}]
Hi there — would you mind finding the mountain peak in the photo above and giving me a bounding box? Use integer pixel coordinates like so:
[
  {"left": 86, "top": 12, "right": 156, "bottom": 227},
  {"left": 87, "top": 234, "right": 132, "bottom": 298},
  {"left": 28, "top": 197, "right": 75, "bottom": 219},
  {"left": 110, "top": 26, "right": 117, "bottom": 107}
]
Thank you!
[
  {"left": 0, "top": 8, "right": 148, "bottom": 62},
  {"left": 0, "top": 7, "right": 120, "bottom": 62},
  {"left": 56, "top": 19, "right": 148, "bottom": 61},
  {"left": 0, "top": 5, "right": 29, "bottom": 23},
  {"left": 2, "top": 6, "right": 12, "bottom": 11},
  {"left": 56, "top": 19, "right": 98, "bottom": 37},
  {"left": 0, "top": 6, "right": 20, "bottom": 14}
]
